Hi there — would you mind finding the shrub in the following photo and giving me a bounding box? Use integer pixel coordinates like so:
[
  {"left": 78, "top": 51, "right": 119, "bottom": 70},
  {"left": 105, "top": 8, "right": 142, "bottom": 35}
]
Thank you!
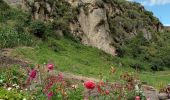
[
  {"left": 29, "top": 20, "right": 46, "bottom": 39},
  {"left": 0, "top": 26, "right": 34, "bottom": 48}
]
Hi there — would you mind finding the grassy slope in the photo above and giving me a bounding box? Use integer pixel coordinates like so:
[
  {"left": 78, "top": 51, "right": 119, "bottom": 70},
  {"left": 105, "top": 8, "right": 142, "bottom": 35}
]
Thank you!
[{"left": 10, "top": 38, "right": 170, "bottom": 88}]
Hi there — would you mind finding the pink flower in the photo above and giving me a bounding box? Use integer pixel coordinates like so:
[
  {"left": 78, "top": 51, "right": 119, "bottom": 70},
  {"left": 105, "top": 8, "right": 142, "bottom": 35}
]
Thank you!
[
  {"left": 147, "top": 98, "right": 151, "bottom": 100},
  {"left": 135, "top": 96, "right": 140, "bottom": 100},
  {"left": 47, "top": 91, "right": 53, "bottom": 100},
  {"left": 29, "top": 69, "right": 37, "bottom": 79},
  {"left": 105, "top": 90, "right": 109, "bottom": 95},
  {"left": 84, "top": 81, "right": 95, "bottom": 90},
  {"left": 58, "top": 73, "right": 63, "bottom": 81},
  {"left": 47, "top": 63, "right": 54, "bottom": 70},
  {"left": 43, "top": 82, "right": 53, "bottom": 93}
]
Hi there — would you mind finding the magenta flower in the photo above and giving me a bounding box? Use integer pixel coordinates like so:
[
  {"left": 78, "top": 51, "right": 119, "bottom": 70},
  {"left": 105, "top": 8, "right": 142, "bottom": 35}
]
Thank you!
[
  {"left": 58, "top": 73, "right": 63, "bottom": 81},
  {"left": 47, "top": 63, "right": 54, "bottom": 70},
  {"left": 29, "top": 69, "right": 37, "bottom": 79},
  {"left": 135, "top": 96, "right": 140, "bottom": 100},
  {"left": 47, "top": 91, "right": 53, "bottom": 100},
  {"left": 43, "top": 82, "right": 53, "bottom": 93}
]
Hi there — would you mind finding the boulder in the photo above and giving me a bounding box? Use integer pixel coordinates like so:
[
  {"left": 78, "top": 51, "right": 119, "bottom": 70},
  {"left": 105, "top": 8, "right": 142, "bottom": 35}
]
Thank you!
[
  {"left": 142, "top": 85, "right": 159, "bottom": 100},
  {"left": 158, "top": 93, "right": 169, "bottom": 100}
]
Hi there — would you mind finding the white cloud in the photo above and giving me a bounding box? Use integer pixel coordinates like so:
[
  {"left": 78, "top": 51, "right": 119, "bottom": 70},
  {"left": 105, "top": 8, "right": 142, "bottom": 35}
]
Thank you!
[
  {"left": 142, "top": 0, "right": 170, "bottom": 6},
  {"left": 164, "top": 24, "right": 170, "bottom": 26},
  {"left": 127, "top": 0, "right": 170, "bottom": 6}
]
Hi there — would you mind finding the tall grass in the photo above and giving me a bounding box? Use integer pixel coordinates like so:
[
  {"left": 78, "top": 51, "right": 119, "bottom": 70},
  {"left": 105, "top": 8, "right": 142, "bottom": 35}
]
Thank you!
[{"left": 0, "top": 26, "right": 34, "bottom": 48}]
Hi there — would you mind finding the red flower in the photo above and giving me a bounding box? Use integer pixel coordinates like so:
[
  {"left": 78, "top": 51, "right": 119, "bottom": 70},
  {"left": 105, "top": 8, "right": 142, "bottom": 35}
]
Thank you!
[
  {"left": 105, "top": 90, "right": 109, "bottom": 95},
  {"left": 135, "top": 96, "right": 140, "bottom": 100},
  {"left": 97, "top": 85, "right": 101, "bottom": 93},
  {"left": 84, "top": 81, "right": 95, "bottom": 90},
  {"left": 47, "top": 63, "right": 54, "bottom": 70},
  {"left": 29, "top": 69, "right": 37, "bottom": 79},
  {"left": 47, "top": 91, "right": 53, "bottom": 100}
]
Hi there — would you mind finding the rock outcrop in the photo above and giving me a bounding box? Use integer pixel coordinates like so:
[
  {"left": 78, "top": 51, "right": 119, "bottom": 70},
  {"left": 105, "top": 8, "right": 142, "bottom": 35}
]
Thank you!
[{"left": 69, "top": 0, "right": 116, "bottom": 55}]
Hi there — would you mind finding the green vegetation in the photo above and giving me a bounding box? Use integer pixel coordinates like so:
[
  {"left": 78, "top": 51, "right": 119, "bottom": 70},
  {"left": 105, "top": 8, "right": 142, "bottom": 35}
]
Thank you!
[
  {"left": 0, "top": 88, "right": 31, "bottom": 99},
  {"left": 0, "top": 0, "right": 79, "bottom": 49},
  {"left": 0, "top": 66, "right": 31, "bottom": 100},
  {"left": 11, "top": 38, "right": 170, "bottom": 87},
  {"left": 108, "top": 0, "right": 161, "bottom": 45},
  {"left": 117, "top": 32, "right": 170, "bottom": 71},
  {"left": 0, "top": 0, "right": 170, "bottom": 100},
  {"left": 0, "top": 0, "right": 170, "bottom": 83},
  {"left": 0, "top": 0, "right": 34, "bottom": 48}
]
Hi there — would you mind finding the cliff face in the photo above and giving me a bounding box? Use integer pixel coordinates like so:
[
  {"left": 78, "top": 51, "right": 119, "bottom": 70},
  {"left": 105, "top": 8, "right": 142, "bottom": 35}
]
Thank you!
[
  {"left": 5, "top": 0, "right": 163, "bottom": 56},
  {"left": 69, "top": 0, "right": 116, "bottom": 55}
]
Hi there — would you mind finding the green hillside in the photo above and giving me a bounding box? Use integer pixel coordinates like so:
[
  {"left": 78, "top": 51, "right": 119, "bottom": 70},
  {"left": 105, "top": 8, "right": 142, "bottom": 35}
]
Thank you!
[{"left": 0, "top": 0, "right": 170, "bottom": 99}]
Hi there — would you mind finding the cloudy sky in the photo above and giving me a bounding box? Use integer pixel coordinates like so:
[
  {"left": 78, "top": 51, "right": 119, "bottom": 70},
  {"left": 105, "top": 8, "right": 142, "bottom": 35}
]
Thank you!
[{"left": 127, "top": 0, "right": 170, "bottom": 26}]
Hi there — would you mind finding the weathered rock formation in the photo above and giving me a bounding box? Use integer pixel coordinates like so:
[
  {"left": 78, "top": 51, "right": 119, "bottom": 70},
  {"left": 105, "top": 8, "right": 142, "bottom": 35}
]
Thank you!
[{"left": 69, "top": 0, "right": 116, "bottom": 55}]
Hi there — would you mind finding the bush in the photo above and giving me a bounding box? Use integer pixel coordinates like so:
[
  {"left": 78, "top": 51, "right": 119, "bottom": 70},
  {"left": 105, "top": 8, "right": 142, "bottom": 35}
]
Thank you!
[
  {"left": 117, "top": 31, "right": 170, "bottom": 71},
  {"left": 0, "top": 26, "right": 34, "bottom": 48},
  {"left": 29, "top": 20, "right": 46, "bottom": 39}
]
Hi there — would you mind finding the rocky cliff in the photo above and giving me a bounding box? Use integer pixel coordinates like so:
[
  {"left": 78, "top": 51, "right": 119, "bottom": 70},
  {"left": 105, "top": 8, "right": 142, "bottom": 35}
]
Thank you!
[{"left": 4, "top": 0, "right": 163, "bottom": 56}]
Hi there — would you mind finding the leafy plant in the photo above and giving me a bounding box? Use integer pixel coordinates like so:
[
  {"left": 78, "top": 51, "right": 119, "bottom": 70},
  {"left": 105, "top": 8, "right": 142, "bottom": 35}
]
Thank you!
[
  {"left": 29, "top": 20, "right": 46, "bottom": 39},
  {"left": 0, "top": 26, "right": 34, "bottom": 48}
]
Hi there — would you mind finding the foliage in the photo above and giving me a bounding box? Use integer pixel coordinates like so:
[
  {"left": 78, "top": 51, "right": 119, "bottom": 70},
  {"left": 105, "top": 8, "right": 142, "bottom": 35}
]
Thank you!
[
  {"left": 0, "top": 2, "right": 34, "bottom": 48},
  {"left": 107, "top": 0, "right": 161, "bottom": 49},
  {"left": 29, "top": 20, "right": 46, "bottom": 39},
  {"left": 0, "top": 65, "right": 27, "bottom": 88},
  {"left": 0, "top": 65, "right": 32, "bottom": 99},
  {"left": 0, "top": 26, "right": 34, "bottom": 48},
  {"left": 0, "top": 88, "right": 30, "bottom": 100},
  {"left": 21, "top": 63, "right": 85, "bottom": 100},
  {"left": 10, "top": 38, "right": 170, "bottom": 88},
  {"left": 0, "top": 63, "right": 146, "bottom": 99},
  {"left": 116, "top": 32, "right": 170, "bottom": 71}
]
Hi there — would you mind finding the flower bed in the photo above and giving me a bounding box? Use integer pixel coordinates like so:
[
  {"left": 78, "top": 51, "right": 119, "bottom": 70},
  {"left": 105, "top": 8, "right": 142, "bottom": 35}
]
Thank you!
[{"left": 0, "top": 64, "right": 149, "bottom": 100}]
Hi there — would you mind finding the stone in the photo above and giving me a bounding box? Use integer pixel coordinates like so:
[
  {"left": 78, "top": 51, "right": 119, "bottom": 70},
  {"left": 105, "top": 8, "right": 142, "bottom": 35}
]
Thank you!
[
  {"left": 143, "top": 90, "right": 159, "bottom": 100},
  {"left": 142, "top": 85, "right": 159, "bottom": 100},
  {"left": 69, "top": 0, "right": 116, "bottom": 55},
  {"left": 158, "top": 93, "right": 169, "bottom": 100}
]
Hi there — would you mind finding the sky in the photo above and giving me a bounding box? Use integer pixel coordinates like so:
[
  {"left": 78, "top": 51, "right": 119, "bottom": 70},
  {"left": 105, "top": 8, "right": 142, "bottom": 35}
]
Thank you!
[{"left": 127, "top": 0, "right": 170, "bottom": 26}]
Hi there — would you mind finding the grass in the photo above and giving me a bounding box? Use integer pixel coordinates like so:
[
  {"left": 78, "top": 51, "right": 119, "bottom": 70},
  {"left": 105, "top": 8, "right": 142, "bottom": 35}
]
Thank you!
[
  {"left": 10, "top": 39, "right": 170, "bottom": 88},
  {"left": 140, "top": 71, "right": 170, "bottom": 89},
  {"left": 0, "top": 87, "right": 31, "bottom": 99}
]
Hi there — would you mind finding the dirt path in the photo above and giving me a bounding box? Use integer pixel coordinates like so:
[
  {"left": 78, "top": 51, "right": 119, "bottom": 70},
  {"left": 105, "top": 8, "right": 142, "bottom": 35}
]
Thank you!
[
  {"left": 0, "top": 48, "right": 100, "bottom": 82},
  {"left": 0, "top": 49, "right": 29, "bottom": 67}
]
